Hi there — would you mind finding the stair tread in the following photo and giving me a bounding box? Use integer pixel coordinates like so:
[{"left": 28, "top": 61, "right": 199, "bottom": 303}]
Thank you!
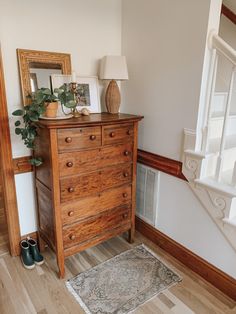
[
  {"left": 223, "top": 217, "right": 236, "bottom": 227},
  {"left": 195, "top": 176, "right": 236, "bottom": 197},
  {"left": 211, "top": 112, "right": 236, "bottom": 118}
]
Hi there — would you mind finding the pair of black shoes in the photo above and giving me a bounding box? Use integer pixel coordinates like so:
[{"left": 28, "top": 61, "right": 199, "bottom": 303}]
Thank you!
[{"left": 20, "top": 237, "right": 44, "bottom": 269}]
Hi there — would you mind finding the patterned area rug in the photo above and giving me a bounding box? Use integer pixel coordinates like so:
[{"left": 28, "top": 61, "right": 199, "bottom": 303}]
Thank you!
[{"left": 66, "top": 244, "right": 181, "bottom": 314}]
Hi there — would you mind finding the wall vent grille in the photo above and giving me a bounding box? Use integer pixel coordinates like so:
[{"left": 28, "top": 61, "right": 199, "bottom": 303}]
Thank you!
[{"left": 136, "top": 163, "right": 159, "bottom": 226}]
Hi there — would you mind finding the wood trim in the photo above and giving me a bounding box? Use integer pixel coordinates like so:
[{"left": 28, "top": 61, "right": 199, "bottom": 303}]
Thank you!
[
  {"left": 17, "top": 49, "right": 72, "bottom": 105},
  {"left": 129, "top": 121, "right": 138, "bottom": 242},
  {"left": 222, "top": 4, "right": 236, "bottom": 25},
  {"left": 136, "top": 216, "right": 236, "bottom": 301},
  {"left": 137, "top": 149, "right": 187, "bottom": 181},
  {"left": 13, "top": 156, "right": 33, "bottom": 174},
  {"left": 0, "top": 46, "right": 21, "bottom": 256}
]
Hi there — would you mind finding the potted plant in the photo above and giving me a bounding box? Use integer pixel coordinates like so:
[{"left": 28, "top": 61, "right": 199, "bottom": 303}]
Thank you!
[
  {"left": 43, "top": 91, "right": 58, "bottom": 118},
  {"left": 12, "top": 88, "right": 58, "bottom": 166}
]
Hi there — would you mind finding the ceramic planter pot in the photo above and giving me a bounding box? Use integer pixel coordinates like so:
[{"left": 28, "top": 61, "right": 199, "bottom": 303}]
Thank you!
[{"left": 44, "top": 101, "right": 58, "bottom": 118}]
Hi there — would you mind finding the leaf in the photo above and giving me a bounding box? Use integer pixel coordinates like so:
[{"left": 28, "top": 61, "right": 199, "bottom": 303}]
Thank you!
[
  {"left": 15, "top": 120, "right": 21, "bottom": 127},
  {"left": 54, "top": 88, "right": 63, "bottom": 94},
  {"left": 65, "top": 100, "right": 77, "bottom": 108},
  {"left": 29, "top": 157, "right": 43, "bottom": 167},
  {"left": 15, "top": 128, "right": 22, "bottom": 135},
  {"left": 12, "top": 109, "right": 24, "bottom": 116}
]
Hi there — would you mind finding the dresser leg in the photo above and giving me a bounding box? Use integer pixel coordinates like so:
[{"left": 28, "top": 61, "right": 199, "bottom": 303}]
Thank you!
[
  {"left": 57, "top": 257, "right": 65, "bottom": 279},
  {"left": 128, "top": 228, "right": 135, "bottom": 243}
]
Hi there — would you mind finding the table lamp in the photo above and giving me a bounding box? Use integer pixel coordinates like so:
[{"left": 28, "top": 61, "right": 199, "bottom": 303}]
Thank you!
[{"left": 99, "top": 56, "right": 128, "bottom": 114}]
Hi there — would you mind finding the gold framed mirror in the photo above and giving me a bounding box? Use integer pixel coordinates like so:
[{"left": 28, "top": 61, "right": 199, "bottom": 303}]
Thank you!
[{"left": 17, "top": 49, "right": 72, "bottom": 105}]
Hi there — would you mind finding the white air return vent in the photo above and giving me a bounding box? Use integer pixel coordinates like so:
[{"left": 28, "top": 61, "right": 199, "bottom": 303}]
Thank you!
[{"left": 136, "top": 163, "right": 159, "bottom": 225}]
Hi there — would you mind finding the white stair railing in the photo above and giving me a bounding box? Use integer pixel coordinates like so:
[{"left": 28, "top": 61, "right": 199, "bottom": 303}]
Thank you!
[
  {"left": 202, "top": 31, "right": 236, "bottom": 183},
  {"left": 215, "top": 67, "right": 235, "bottom": 181}
]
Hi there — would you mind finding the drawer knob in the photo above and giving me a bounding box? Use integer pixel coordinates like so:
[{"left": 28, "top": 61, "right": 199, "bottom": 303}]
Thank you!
[
  {"left": 69, "top": 235, "right": 75, "bottom": 240},
  {"left": 123, "top": 192, "right": 128, "bottom": 198},
  {"left": 123, "top": 172, "right": 129, "bottom": 178},
  {"left": 123, "top": 213, "right": 128, "bottom": 219},
  {"left": 124, "top": 150, "right": 129, "bottom": 156},
  {"left": 68, "top": 211, "right": 74, "bottom": 217},
  {"left": 127, "top": 130, "right": 131, "bottom": 135},
  {"left": 66, "top": 162, "right": 73, "bottom": 168},
  {"left": 68, "top": 187, "right": 75, "bottom": 193},
  {"left": 65, "top": 137, "right": 72, "bottom": 143},
  {"left": 90, "top": 135, "right": 96, "bottom": 141},
  {"left": 110, "top": 132, "right": 115, "bottom": 138}
]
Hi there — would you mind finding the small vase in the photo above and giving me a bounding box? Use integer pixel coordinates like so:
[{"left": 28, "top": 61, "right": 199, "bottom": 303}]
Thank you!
[{"left": 44, "top": 102, "right": 58, "bottom": 118}]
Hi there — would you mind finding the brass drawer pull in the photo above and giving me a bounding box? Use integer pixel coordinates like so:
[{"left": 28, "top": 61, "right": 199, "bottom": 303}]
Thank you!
[
  {"left": 90, "top": 135, "right": 96, "bottom": 141},
  {"left": 66, "top": 162, "right": 73, "bottom": 168},
  {"left": 110, "top": 132, "right": 115, "bottom": 138},
  {"left": 65, "top": 137, "right": 72, "bottom": 143},
  {"left": 127, "top": 130, "right": 131, "bottom": 135},
  {"left": 123, "top": 213, "right": 128, "bottom": 219},
  {"left": 123, "top": 172, "right": 129, "bottom": 178},
  {"left": 68, "top": 211, "right": 74, "bottom": 217},
  {"left": 123, "top": 192, "right": 128, "bottom": 198},
  {"left": 68, "top": 187, "right": 75, "bottom": 193},
  {"left": 69, "top": 235, "right": 75, "bottom": 240},
  {"left": 124, "top": 150, "right": 129, "bottom": 156}
]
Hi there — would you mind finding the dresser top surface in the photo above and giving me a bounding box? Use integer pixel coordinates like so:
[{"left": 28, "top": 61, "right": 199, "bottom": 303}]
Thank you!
[{"left": 37, "top": 113, "right": 143, "bottom": 129}]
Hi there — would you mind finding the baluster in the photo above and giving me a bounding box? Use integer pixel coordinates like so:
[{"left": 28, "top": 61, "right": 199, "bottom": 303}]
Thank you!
[
  {"left": 202, "top": 50, "right": 218, "bottom": 154},
  {"left": 215, "top": 67, "right": 236, "bottom": 181}
]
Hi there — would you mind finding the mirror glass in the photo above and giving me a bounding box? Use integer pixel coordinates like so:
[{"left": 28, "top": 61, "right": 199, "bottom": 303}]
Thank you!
[{"left": 29, "top": 62, "right": 62, "bottom": 92}]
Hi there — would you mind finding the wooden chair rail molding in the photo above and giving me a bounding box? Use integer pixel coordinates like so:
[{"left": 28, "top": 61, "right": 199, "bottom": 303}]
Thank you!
[
  {"left": 13, "top": 156, "right": 33, "bottom": 174},
  {"left": 137, "top": 149, "right": 187, "bottom": 181},
  {"left": 222, "top": 4, "right": 236, "bottom": 25},
  {"left": 136, "top": 216, "right": 236, "bottom": 301}
]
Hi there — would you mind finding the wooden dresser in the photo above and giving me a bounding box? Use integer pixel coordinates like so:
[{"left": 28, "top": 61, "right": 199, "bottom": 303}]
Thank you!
[{"left": 35, "top": 113, "right": 143, "bottom": 277}]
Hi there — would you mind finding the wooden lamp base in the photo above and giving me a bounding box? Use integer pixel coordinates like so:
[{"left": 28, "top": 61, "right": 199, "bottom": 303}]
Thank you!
[{"left": 105, "top": 80, "right": 121, "bottom": 114}]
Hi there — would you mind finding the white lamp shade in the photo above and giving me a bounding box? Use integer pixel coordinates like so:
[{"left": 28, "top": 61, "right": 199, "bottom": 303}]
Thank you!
[{"left": 99, "top": 56, "right": 129, "bottom": 80}]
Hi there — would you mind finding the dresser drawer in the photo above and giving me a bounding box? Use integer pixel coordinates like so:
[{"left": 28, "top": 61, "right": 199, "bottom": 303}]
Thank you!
[
  {"left": 103, "top": 124, "right": 133, "bottom": 145},
  {"left": 60, "top": 164, "right": 132, "bottom": 202},
  {"left": 63, "top": 206, "right": 131, "bottom": 249},
  {"left": 57, "top": 127, "right": 101, "bottom": 152},
  {"left": 59, "top": 143, "right": 133, "bottom": 177},
  {"left": 61, "top": 185, "right": 131, "bottom": 225}
]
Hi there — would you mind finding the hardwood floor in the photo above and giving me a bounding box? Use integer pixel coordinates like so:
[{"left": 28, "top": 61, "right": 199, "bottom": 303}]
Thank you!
[
  {"left": 0, "top": 232, "right": 235, "bottom": 314},
  {"left": 0, "top": 178, "right": 8, "bottom": 256}
]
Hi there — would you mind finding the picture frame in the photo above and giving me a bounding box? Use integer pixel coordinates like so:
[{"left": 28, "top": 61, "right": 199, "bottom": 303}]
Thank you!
[{"left": 51, "top": 74, "right": 101, "bottom": 113}]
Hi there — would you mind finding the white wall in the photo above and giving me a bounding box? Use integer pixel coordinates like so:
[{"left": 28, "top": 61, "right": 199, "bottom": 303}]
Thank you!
[
  {"left": 157, "top": 173, "right": 236, "bottom": 278},
  {"left": 121, "top": 0, "right": 213, "bottom": 160},
  {"left": 0, "top": 0, "right": 122, "bottom": 234},
  {"left": 122, "top": 0, "right": 236, "bottom": 278}
]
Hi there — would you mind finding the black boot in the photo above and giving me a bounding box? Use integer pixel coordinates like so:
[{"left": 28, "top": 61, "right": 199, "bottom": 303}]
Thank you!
[
  {"left": 27, "top": 237, "right": 44, "bottom": 266},
  {"left": 20, "top": 240, "right": 35, "bottom": 269}
]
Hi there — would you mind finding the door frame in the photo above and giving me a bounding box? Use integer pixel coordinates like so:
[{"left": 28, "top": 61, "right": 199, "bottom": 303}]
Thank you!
[{"left": 0, "top": 46, "right": 21, "bottom": 256}]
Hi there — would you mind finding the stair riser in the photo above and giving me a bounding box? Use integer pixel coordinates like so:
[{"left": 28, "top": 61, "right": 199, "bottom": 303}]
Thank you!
[
  {"left": 212, "top": 92, "right": 227, "bottom": 113},
  {"left": 201, "top": 151, "right": 236, "bottom": 180},
  {"left": 209, "top": 116, "right": 236, "bottom": 139}
]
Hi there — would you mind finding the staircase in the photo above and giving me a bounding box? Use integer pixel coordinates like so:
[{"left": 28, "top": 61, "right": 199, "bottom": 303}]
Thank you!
[{"left": 182, "top": 31, "right": 236, "bottom": 251}]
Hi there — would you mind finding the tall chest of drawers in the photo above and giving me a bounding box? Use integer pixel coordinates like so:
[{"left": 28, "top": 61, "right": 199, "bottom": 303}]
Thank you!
[{"left": 35, "top": 113, "right": 143, "bottom": 278}]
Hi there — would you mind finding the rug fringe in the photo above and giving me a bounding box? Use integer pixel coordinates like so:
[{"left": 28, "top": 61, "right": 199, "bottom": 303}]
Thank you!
[{"left": 65, "top": 281, "right": 92, "bottom": 314}]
